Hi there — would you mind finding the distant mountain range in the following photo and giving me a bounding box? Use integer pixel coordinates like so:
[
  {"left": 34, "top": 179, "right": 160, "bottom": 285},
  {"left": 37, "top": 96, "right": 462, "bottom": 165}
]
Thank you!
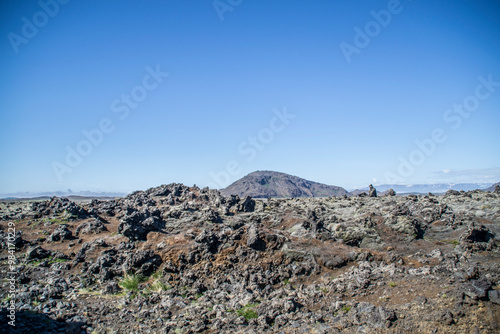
[
  {"left": 220, "top": 171, "right": 347, "bottom": 198},
  {"left": 355, "top": 183, "right": 495, "bottom": 195},
  {"left": 0, "top": 190, "right": 126, "bottom": 200}
]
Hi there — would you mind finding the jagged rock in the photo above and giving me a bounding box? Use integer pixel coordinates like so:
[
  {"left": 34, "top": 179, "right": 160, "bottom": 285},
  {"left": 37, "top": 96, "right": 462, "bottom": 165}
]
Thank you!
[
  {"left": 45, "top": 276, "right": 69, "bottom": 299},
  {"left": 238, "top": 196, "right": 256, "bottom": 212},
  {"left": 488, "top": 290, "right": 500, "bottom": 304},
  {"left": 445, "top": 189, "right": 461, "bottom": 196},
  {"left": 203, "top": 209, "right": 222, "bottom": 224},
  {"left": 349, "top": 303, "right": 396, "bottom": 328},
  {"left": 147, "top": 184, "right": 172, "bottom": 197},
  {"left": 89, "top": 199, "right": 118, "bottom": 216},
  {"left": 48, "top": 224, "right": 72, "bottom": 242},
  {"left": 74, "top": 242, "right": 91, "bottom": 262},
  {"left": 324, "top": 256, "right": 346, "bottom": 269},
  {"left": 26, "top": 245, "right": 51, "bottom": 260},
  {"left": 122, "top": 191, "right": 157, "bottom": 208},
  {"left": 386, "top": 188, "right": 396, "bottom": 196},
  {"left": 31, "top": 197, "right": 90, "bottom": 219},
  {"left": 117, "top": 212, "right": 163, "bottom": 241},
  {"left": 426, "top": 310, "right": 453, "bottom": 325},
  {"left": 0, "top": 230, "right": 24, "bottom": 249},
  {"left": 102, "top": 281, "right": 121, "bottom": 294},
  {"left": 464, "top": 278, "right": 492, "bottom": 299},
  {"left": 247, "top": 225, "right": 265, "bottom": 251},
  {"left": 123, "top": 250, "right": 162, "bottom": 276},
  {"left": 460, "top": 222, "right": 494, "bottom": 243},
  {"left": 75, "top": 218, "right": 107, "bottom": 235},
  {"left": 194, "top": 229, "right": 219, "bottom": 253}
]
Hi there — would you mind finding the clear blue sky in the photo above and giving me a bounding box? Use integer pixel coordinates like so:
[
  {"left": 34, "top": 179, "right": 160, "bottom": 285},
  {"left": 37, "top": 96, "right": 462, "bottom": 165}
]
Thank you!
[{"left": 1, "top": 0, "right": 499, "bottom": 194}]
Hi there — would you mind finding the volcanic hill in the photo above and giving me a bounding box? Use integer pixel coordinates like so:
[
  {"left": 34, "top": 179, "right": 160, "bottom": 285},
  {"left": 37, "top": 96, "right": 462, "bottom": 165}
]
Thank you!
[{"left": 220, "top": 171, "right": 347, "bottom": 198}]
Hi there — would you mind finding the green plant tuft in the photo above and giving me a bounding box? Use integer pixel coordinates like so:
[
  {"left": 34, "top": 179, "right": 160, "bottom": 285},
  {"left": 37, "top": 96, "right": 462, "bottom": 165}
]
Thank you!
[
  {"left": 342, "top": 305, "right": 351, "bottom": 313},
  {"left": 236, "top": 303, "right": 259, "bottom": 320},
  {"left": 149, "top": 280, "right": 170, "bottom": 292},
  {"left": 119, "top": 273, "right": 145, "bottom": 292}
]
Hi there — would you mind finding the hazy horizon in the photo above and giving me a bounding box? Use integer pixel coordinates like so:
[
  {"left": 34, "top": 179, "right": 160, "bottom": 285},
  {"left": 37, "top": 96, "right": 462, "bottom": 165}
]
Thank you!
[
  {"left": 1, "top": 0, "right": 499, "bottom": 194},
  {"left": 0, "top": 169, "right": 497, "bottom": 197}
]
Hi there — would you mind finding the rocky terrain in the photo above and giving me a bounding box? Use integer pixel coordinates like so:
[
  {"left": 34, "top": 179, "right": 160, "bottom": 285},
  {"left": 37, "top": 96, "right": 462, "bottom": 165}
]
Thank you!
[
  {"left": 220, "top": 171, "right": 347, "bottom": 198},
  {"left": 1, "top": 184, "right": 500, "bottom": 333}
]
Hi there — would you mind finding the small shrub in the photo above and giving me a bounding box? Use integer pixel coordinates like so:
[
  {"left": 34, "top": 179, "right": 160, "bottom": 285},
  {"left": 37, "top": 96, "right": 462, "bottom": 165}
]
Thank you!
[
  {"left": 48, "top": 258, "right": 68, "bottom": 265},
  {"left": 342, "top": 305, "right": 351, "bottom": 313},
  {"left": 236, "top": 303, "right": 259, "bottom": 320},
  {"left": 151, "top": 270, "right": 162, "bottom": 280},
  {"left": 150, "top": 280, "right": 170, "bottom": 292},
  {"left": 119, "top": 274, "right": 144, "bottom": 292},
  {"left": 389, "top": 282, "right": 397, "bottom": 287}
]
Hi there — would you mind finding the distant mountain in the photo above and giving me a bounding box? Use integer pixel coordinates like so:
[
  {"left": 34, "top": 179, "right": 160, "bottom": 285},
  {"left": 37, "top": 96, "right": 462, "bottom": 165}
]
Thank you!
[
  {"left": 352, "top": 183, "right": 494, "bottom": 195},
  {"left": 220, "top": 171, "right": 347, "bottom": 198},
  {"left": 483, "top": 182, "right": 500, "bottom": 192},
  {"left": 0, "top": 190, "right": 126, "bottom": 199}
]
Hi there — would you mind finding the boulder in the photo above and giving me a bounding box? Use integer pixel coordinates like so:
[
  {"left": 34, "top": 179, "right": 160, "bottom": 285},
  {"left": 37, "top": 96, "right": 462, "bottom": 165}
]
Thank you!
[
  {"left": 48, "top": 224, "right": 72, "bottom": 242},
  {"left": 488, "top": 290, "right": 500, "bottom": 304},
  {"left": 238, "top": 196, "right": 256, "bottom": 212},
  {"left": 464, "top": 278, "right": 492, "bottom": 299},
  {"left": 460, "top": 223, "right": 494, "bottom": 243},
  {"left": 117, "top": 212, "right": 163, "bottom": 241},
  {"left": 385, "top": 189, "right": 396, "bottom": 196},
  {"left": 247, "top": 225, "right": 265, "bottom": 251},
  {"left": 26, "top": 246, "right": 51, "bottom": 260},
  {"left": 194, "top": 229, "right": 219, "bottom": 253},
  {"left": 75, "top": 218, "right": 107, "bottom": 235},
  {"left": 123, "top": 250, "right": 162, "bottom": 276},
  {"left": 445, "top": 189, "right": 460, "bottom": 196}
]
